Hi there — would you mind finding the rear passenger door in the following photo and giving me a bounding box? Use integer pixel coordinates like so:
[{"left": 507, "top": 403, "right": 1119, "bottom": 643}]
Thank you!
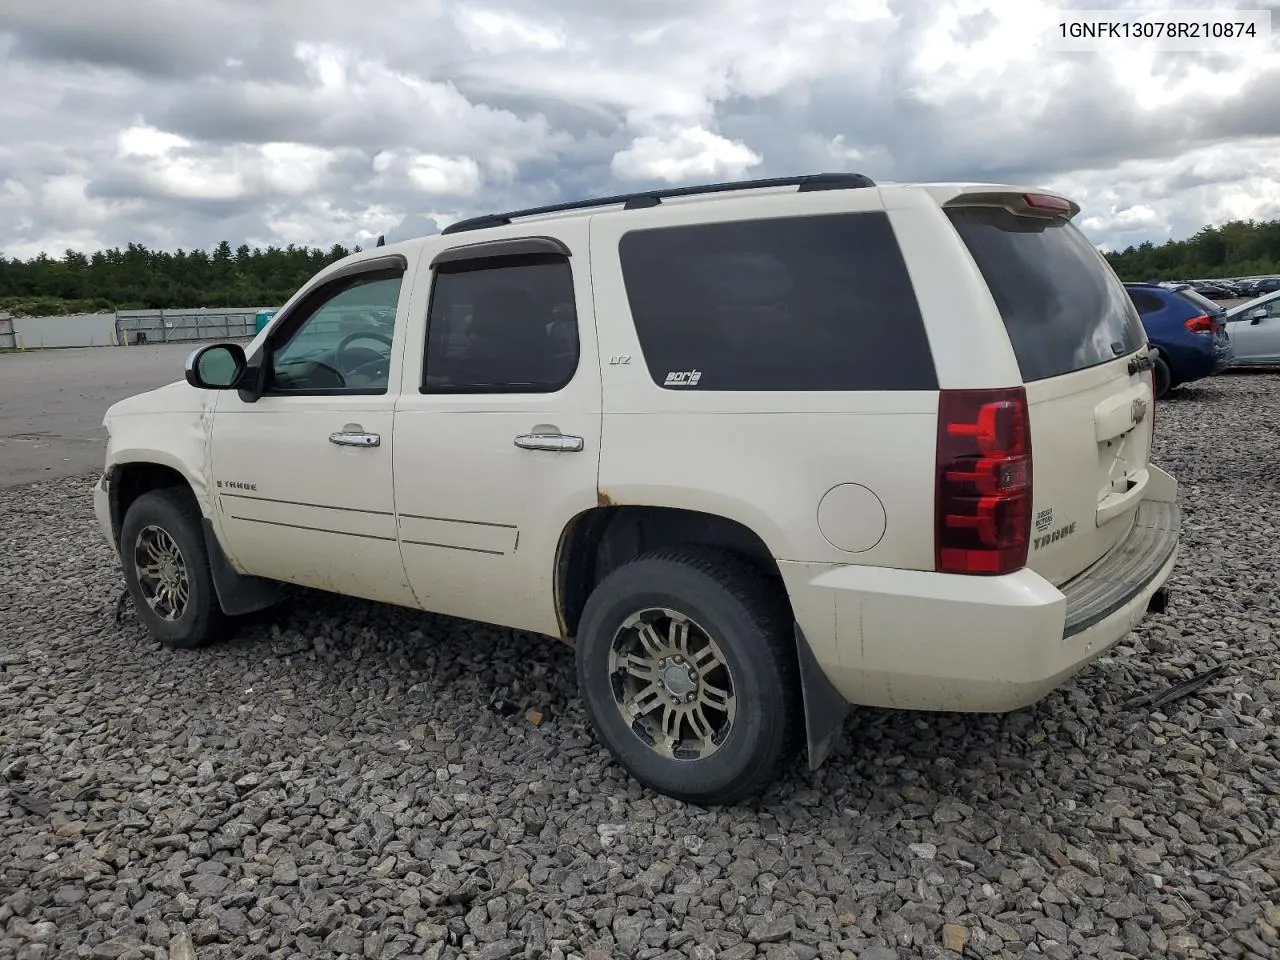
[{"left": 392, "top": 224, "right": 602, "bottom": 636}]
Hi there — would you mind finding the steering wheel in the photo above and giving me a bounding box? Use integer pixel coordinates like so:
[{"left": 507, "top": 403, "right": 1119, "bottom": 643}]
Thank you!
[{"left": 335, "top": 330, "right": 393, "bottom": 376}]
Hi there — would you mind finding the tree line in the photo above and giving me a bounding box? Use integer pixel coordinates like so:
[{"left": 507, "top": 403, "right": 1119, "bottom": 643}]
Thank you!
[
  {"left": 4, "top": 217, "right": 1280, "bottom": 317},
  {"left": 0, "top": 241, "right": 356, "bottom": 317},
  {"left": 1103, "top": 217, "right": 1280, "bottom": 281}
]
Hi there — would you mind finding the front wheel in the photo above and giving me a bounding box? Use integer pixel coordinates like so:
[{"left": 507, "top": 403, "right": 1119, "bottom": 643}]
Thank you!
[
  {"left": 575, "top": 547, "right": 802, "bottom": 805},
  {"left": 119, "top": 488, "right": 226, "bottom": 648}
]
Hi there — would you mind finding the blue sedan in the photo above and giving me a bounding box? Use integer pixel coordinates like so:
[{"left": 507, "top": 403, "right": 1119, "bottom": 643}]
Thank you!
[{"left": 1124, "top": 283, "right": 1234, "bottom": 398}]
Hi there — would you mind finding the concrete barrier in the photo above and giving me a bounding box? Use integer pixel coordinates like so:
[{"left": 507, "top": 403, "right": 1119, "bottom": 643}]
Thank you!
[{"left": 10, "top": 313, "right": 117, "bottom": 349}]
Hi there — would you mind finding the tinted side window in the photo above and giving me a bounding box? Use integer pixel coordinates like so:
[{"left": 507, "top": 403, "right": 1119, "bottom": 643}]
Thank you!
[
  {"left": 617, "top": 212, "right": 937, "bottom": 392},
  {"left": 422, "top": 255, "right": 579, "bottom": 394},
  {"left": 946, "top": 207, "right": 1147, "bottom": 382},
  {"left": 1129, "top": 291, "right": 1164, "bottom": 315}
]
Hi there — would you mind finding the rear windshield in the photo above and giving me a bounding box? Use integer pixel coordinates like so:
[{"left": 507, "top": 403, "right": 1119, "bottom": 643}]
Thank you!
[
  {"left": 946, "top": 206, "right": 1147, "bottom": 382},
  {"left": 1177, "top": 288, "right": 1222, "bottom": 315}
]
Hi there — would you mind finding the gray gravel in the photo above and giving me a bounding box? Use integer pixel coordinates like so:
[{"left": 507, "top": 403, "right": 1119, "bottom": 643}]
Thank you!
[{"left": 3, "top": 372, "right": 1280, "bottom": 960}]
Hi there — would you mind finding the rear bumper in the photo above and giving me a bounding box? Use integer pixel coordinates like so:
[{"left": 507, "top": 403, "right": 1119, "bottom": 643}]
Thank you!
[
  {"left": 1159, "top": 335, "right": 1233, "bottom": 381},
  {"left": 782, "top": 470, "right": 1181, "bottom": 713}
]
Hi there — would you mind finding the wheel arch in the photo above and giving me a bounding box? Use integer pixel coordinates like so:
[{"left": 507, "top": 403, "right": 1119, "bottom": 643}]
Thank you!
[
  {"left": 106, "top": 457, "right": 204, "bottom": 548},
  {"left": 553, "top": 504, "right": 786, "bottom": 639},
  {"left": 553, "top": 504, "right": 851, "bottom": 771},
  {"left": 107, "top": 457, "right": 280, "bottom": 617}
]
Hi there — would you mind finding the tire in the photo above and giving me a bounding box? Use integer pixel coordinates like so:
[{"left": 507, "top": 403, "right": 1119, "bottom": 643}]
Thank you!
[
  {"left": 119, "top": 488, "right": 227, "bottom": 649},
  {"left": 575, "top": 546, "right": 802, "bottom": 805},
  {"left": 1154, "top": 355, "right": 1172, "bottom": 399}
]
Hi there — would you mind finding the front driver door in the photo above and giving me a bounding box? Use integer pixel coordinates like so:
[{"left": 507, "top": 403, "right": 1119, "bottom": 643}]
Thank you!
[{"left": 208, "top": 254, "right": 419, "bottom": 607}]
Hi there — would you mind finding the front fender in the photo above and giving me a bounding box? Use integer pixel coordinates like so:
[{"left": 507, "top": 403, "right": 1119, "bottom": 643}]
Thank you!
[
  {"left": 105, "top": 443, "right": 212, "bottom": 517},
  {"left": 104, "top": 408, "right": 214, "bottom": 518}
]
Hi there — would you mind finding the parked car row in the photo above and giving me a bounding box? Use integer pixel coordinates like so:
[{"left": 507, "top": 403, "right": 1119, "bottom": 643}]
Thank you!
[
  {"left": 1125, "top": 281, "right": 1280, "bottom": 396},
  {"left": 1146, "top": 276, "right": 1280, "bottom": 300}
]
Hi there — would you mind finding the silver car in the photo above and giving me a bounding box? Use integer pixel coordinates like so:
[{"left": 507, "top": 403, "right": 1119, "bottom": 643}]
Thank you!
[{"left": 1224, "top": 290, "right": 1280, "bottom": 366}]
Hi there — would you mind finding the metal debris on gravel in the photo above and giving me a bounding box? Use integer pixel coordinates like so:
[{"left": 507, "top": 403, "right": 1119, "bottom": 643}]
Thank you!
[{"left": 2, "top": 373, "right": 1280, "bottom": 960}]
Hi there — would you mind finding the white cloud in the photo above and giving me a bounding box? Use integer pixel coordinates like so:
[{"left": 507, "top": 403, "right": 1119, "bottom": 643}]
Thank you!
[
  {"left": 1, "top": 0, "right": 1279, "bottom": 257},
  {"left": 1082, "top": 204, "right": 1166, "bottom": 237},
  {"left": 295, "top": 42, "right": 350, "bottom": 91},
  {"left": 263, "top": 199, "right": 405, "bottom": 249},
  {"left": 1050, "top": 137, "right": 1280, "bottom": 249},
  {"left": 612, "top": 126, "right": 762, "bottom": 183},
  {"left": 259, "top": 143, "right": 340, "bottom": 194},
  {"left": 407, "top": 154, "right": 483, "bottom": 194},
  {"left": 114, "top": 124, "right": 343, "bottom": 201},
  {"left": 369, "top": 150, "right": 484, "bottom": 195},
  {"left": 454, "top": 7, "right": 567, "bottom": 54},
  {"left": 117, "top": 124, "right": 191, "bottom": 158}
]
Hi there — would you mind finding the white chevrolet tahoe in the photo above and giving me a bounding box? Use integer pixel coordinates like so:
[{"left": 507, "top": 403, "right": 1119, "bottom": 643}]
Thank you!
[{"left": 95, "top": 173, "right": 1180, "bottom": 805}]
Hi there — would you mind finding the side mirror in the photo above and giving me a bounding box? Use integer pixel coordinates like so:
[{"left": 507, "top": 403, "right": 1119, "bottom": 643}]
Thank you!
[
  {"left": 186, "top": 343, "right": 247, "bottom": 389},
  {"left": 1247, "top": 308, "right": 1268, "bottom": 325}
]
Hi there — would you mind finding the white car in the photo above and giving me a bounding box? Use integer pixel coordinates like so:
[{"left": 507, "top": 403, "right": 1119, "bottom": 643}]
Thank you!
[
  {"left": 1224, "top": 289, "right": 1280, "bottom": 366},
  {"left": 95, "top": 173, "right": 1180, "bottom": 804}
]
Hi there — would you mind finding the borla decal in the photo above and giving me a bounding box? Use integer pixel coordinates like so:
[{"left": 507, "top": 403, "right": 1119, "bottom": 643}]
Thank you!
[{"left": 664, "top": 369, "right": 702, "bottom": 387}]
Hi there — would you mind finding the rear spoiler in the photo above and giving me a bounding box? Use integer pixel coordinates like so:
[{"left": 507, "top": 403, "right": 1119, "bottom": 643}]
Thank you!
[{"left": 941, "top": 191, "right": 1081, "bottom": 220}]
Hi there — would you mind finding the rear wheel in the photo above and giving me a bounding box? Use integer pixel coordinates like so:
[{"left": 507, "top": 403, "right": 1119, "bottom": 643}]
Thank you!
[
  {"left": 119, "top": 489, "right": 226, "bottom": 648},
  {"left": 1153, "top": 355, "right": 1172, "bottom": 399},
  {"left": 575, "top": 547, "right": 801, "bottom": 804}
]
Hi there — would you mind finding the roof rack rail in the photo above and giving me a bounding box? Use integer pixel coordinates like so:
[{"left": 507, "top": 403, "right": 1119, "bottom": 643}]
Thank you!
[{"left": 440, "top": 172, "right": 877, "bottom": 235}]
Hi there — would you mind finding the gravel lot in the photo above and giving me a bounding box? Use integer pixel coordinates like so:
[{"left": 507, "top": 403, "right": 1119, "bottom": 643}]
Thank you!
[{"left": 2, "top": 373, "right": 1279, "bottom": 960}]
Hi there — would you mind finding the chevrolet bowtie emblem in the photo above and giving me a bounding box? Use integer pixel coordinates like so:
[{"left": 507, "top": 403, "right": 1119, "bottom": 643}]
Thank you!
[{"left": 1131, "top": 397, "right": 1149, "bottom": 424}]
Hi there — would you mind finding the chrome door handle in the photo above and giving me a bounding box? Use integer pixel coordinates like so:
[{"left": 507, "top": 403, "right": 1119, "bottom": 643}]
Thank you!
[
  {"left": 329, "top": 430, "right": 380, "bottom": 447},
  {"left": 514, "top": 433, "right": 584, "bottom": 453}
]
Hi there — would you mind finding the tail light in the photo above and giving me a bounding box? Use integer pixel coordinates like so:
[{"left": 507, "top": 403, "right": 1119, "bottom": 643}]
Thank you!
[
  {"left": 1021, "top": 193, "right": 1073, "bottom": 215},
  {"left": 935, "top": 387, "right": 1033, "bottom": 576},
  {"left": 1184, "top": 314, "right": 1218, "bottom": 334}
]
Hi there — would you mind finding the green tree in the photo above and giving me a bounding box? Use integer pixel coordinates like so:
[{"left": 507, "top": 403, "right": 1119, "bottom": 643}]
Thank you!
[
  {"left": 1105, "top": 217, "right": 1280, "bottom": 281},
  {"left": 0, "top": 240, "right": 353, "bottom": 316}
]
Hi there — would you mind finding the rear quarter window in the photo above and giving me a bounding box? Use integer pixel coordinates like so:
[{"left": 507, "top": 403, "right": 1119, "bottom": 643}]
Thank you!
[
  {"left": 617, "top": 212, "right": 937, "bottom": 392},
  {"left": 946, "top": 206, "right": 1147, "bottom": 382}
]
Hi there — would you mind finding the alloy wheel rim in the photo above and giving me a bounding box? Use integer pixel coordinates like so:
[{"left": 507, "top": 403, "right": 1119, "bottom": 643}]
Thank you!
[
  {"left": 607, "top": 607, "right": 736, "bottom": 760},
  {"left": 133, "top": 525, "right": 190, "bottom": 622}
]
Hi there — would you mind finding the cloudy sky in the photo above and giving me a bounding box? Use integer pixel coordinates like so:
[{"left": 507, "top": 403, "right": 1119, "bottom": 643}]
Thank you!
[{"left": 1, "top": 0, "right": 1278, "bottom": 260}]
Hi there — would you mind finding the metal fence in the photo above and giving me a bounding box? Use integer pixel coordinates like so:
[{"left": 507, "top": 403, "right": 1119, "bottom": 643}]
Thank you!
[
  {"left": 0, "top": 302, "right": 396, "bottom": 350},
  {"left": 114, "top": 308, "right": 276, "bottom": 345}
]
